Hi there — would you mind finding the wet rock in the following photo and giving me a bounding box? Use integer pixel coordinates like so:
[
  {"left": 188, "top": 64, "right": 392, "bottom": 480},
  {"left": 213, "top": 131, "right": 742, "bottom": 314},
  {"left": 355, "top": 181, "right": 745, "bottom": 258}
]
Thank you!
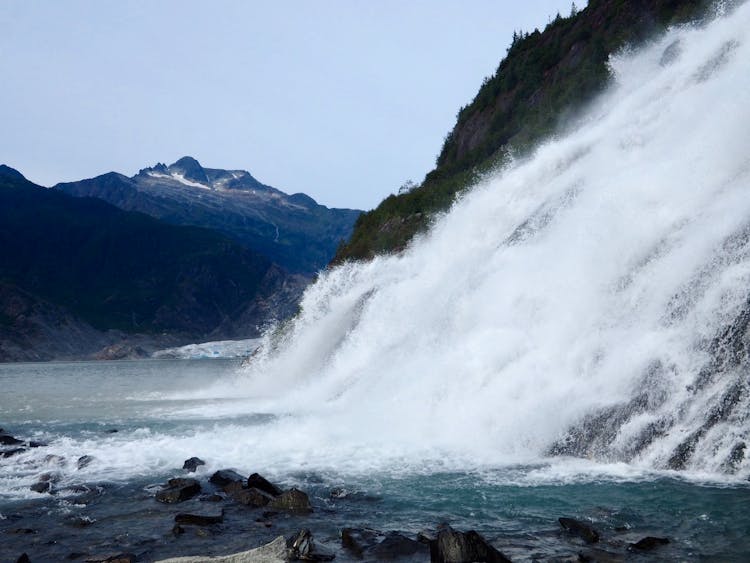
[
  {"left": 200, "top": 493, "right": 224, "bottom": 502},
  {"left": 329, "top": 487, "right": 381, "bottom": 502},
  {"left": 288, "top": 528, "right": 335, "bottom": 561},
  {"left": 247, "top": 472, "right": 282, "bottom": 497},
  {"left": 629, "top": 536, "right": 669, "bottom": 551},
  {"left": 342, "top": 528, "right": 427, "bottom": 560},
  {"left": 0, "top": 434, "right": 23, "bottom": 445},
  {"left": 27, "top": 441, "right": 46, "bottom": 448},
  {"left": 183, "top": 456, "right": 206, "bottom": 472},
  {"left": 559, "top": 517, "right": 600, "bottom": 544},
  {"left": 268, "top": 487, "right": 312, "bottom": 513},
  {"left": 577, "top": 548, "right": 623, "bottom": 562},
  {"left": 6, "top": 528, "right": 37, "bottom": 534},
  {"left": 209, "top": 469, "right": 245, "bottom": 488},
  {"left": 341, "top": 527, "right": 380, "bottom": 557},
  {"left": 432, "top": 526, "right": 511, "bottom": 563},
  {"left": 77, "top": 455, "right": 95, "bottom": 469},
  {"left": 172, "top": 524, "right": 185, "bottom": 536},
  {"left": 417, "top": 530, "right": 436, "bottom": 544},
  {"left": 1, "top": 447, "right": 26, "bottom": 458},
  {"left": 154, "top": 535, "right": 289, "bottom": 562},
  {"left": 175, "top": 510, "right": 224, "bottom": 526},
  {"left": 723, "top": 442, "right": 746, "bottom": 473},
  {"left": 66, "top": 515, "right": 96, "bottom": 528},
  {"left": 16, "top": 554, "right": 30, "bottom": 563},
  {"left": 83, "top": 554, "right": 136, "bottom": 563},
  {"left": 223, "top": 481, "right": 273, "bottom": 507},
  {"left": 30, "top": 481, "right": 51, "bottom": 494},
  {"left": 155, "top": 478, "right": 201, "bottom": 503},
  {"left": 106, "top": 429, "right": 119, "bottom": 433},
  {"left": 372, "top": 532, "right": 427, "bottom": 560}
]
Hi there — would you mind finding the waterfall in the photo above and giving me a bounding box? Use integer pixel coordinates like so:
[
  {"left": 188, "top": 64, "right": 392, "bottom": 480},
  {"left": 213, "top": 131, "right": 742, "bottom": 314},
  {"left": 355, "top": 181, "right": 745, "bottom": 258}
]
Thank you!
[{"left": 236, "top": 3, "right": 750, "bottom": 477}]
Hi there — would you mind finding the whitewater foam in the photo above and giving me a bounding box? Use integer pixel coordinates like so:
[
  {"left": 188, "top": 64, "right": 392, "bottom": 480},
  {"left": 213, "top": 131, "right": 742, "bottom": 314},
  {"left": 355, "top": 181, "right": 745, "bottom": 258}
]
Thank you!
[
  {"left": 3, "top": 5, "right": 750, "bottom": 497},
  {"left": 227, "top": 3, "right": 750, "bottom": 476}
]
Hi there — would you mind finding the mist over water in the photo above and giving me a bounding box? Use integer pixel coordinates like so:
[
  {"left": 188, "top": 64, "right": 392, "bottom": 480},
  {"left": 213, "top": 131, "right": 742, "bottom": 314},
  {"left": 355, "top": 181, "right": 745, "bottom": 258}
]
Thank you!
[
  {"left": 3, "top": 3, "right": 750, "bottom": 502},
  {"left": 228, "top": 2, "right": 750, "bottom": 477}
]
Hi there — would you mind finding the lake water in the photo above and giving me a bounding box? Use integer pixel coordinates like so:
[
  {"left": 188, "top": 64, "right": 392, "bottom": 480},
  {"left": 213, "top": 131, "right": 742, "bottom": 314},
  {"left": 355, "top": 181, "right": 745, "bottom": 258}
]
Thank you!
[{"left": 1, "top": 359, "right": 749, "bottom": 561}]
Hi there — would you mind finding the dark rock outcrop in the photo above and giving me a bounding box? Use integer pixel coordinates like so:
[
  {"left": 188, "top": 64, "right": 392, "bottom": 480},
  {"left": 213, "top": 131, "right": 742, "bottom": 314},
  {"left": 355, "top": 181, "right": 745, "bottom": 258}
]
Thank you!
[
  {"left": 431, "top": 526, "right": 511, "bottom": 563},
  {"left": 174, "top": 510, "right": 224, "bottom": 526},
  {"left": 268, "top": 488, "right": 312, "bottom": 513},
  {"left": 224, "top": 481, "right": 274, "bottom": 507},
  {"left": 629, "top": 536, "right": 669, "bottom": 551},
  {"left": 155, "top": 478, "right": 201, "bottom": 504},
  {"left": 183, "top": 457, "right": 206, "bottom": 472},
  {"left": 247, "top": 472, "right": 282, "bottom": 497},
  {"left": 559, "top": 517, "right": 600, "bottom": 544},
  {"left": 342, "top": 528, "right": 428, "bottom": 560},
  {"left": 372, "top": 532, "right": 427, "bottom": 560},
  {"left": 209, "top": 469, "right": 245, "bottom": 488},
  {"left": 288, "top": 528, "right": 335, "bottom": 561},
  {"left": 341, "top": 528, "right": 380, "bottom": 558},
  {"left": 0, "top": 434, "right": 23, "bottom": 446},
  {"left": 29, "top": 481, "right": 50, "bottom": 494},
  {"left": 77, "top": 455, "right": 94, "bottom": 469}
]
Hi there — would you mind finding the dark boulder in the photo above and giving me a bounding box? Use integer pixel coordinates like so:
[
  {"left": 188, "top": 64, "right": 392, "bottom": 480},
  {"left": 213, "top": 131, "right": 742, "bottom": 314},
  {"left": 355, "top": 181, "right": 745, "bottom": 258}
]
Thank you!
[
  {"left": 0, "top": 434, "right": 23, "bottom": 446},
  {"left": 224, "top": 481, "right": 273, "bottom": 507},
  {"left": 16, "top": 555, "right": 30, "bottom": 563},
  {"left": 247, "top": 472, "right": 282, "bottom": 497},
  {"left": 559, "top": 517, "right": 600, "bottom": 544},
  {"left": 200, "top": 493, "right": 224, "bottom": 502},
  {"left": 268, "top": 488, "right": 312, "bottom": 513},
  {"left": 342, "top": 527, "right": 380, "bottom": 557},
  {"left": 155, "top": 478, "right": 201, "bottom": 503},
  {"left": 209, "top": 469, "right": 245, "bottom": 488},
  {"left": 7, "top": 528, "right": 37, "bottom": 534},
  {"left": 1, "top": 448, "right": 26, "bottom": 458},
  {"left": 30, "top": 481, "right": 51, "bottom": 494},
  {"left": 342, "top": 528, "right": 427, "bottom": 560},
  {"left": 288, "top": 528, "right": 335, "bottom": 561},
  {"left": 174, "top": 510, "right": 224, "bottom": 526},
  {"left": 372, "top": 532, "right": 427, "bottom": 560},
  {"left": 431, "top": 526, "right": 511, "bottom": 563},
  {"left": 183, "top": 457, "right": 206, "bottom": 472},
  {"left": 77, "top": 455, "right": 94, "bottom": 469},
  {"left": 629, "top": 536, "right": 669, "bottom": 551},
  {"left": 82, "top": 554, "right": 136, "bottom": 563}
]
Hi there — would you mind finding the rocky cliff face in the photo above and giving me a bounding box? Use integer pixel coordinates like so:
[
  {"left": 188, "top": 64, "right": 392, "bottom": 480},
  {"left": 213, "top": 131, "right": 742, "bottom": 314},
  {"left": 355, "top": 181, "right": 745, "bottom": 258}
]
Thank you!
[
  {"left": 56, "top": 157, "right": 361, "bottom": 275},
  {"left": 334, "top": 0, "right": 712, "bottom": 262}
]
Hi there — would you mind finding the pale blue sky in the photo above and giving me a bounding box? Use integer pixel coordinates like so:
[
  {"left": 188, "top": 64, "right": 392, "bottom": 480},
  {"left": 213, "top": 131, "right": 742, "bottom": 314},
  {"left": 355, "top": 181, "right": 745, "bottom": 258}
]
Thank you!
[{"left": 1, "top": 1, "right": 582, "bottom": 209}]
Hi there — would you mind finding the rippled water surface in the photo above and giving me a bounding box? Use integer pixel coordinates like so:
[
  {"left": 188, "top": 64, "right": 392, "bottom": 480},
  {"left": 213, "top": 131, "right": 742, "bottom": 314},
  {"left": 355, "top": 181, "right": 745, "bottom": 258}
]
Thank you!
[{"left": 1, "top": 360, "right": 750, "bottom": 562}]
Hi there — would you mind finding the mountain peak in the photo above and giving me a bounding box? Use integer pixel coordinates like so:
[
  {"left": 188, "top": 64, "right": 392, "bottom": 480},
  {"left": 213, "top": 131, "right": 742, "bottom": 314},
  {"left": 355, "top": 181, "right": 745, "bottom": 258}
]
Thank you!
[
  {"left": 0, "top": 165, "right": 27, "bottom": 182},
  {"left": 167, "top": 156, "right": 208, "bottom": 184}
]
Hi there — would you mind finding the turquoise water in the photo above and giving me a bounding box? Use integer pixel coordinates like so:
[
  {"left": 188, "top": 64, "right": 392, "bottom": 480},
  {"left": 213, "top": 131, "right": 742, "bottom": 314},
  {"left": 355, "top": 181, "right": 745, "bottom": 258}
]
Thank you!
[{"left": 1, "top": 359, "right": 750, "bottom": 561}]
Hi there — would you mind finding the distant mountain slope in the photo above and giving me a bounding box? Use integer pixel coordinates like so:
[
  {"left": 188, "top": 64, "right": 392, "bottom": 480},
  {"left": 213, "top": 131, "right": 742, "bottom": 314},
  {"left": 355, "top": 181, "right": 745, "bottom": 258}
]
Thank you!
[
  {"left": 56, "top": 156, "right": 361, "bottom": 275},
  {"left": 0, "top": 166, "right": 306, "bottom": 360},
  {"left": 334, "top": 0, "right": 712, "bottom": 262}
]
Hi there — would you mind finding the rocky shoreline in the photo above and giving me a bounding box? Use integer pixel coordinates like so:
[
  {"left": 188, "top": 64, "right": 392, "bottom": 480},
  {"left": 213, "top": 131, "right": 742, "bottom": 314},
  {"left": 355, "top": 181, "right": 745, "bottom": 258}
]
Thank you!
[{"left": 0, "top": 428, "right": 677, "bottom": 563}]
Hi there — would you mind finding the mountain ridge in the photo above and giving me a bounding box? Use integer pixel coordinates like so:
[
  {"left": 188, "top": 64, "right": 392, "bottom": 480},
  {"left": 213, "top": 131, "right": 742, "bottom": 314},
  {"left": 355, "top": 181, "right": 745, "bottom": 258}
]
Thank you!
[
  {"left": 0, "top": 166, "right": 306, "bottom": 361},
  {"left": 57, "top": 156, "right": 361, "bottom": 275}
]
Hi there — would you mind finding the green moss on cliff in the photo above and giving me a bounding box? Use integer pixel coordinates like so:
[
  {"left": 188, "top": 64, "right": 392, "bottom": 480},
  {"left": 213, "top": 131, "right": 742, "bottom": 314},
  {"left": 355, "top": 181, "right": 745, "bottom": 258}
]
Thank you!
[{"left": 334, "top": 0, "right": 711, "bottom": 263}]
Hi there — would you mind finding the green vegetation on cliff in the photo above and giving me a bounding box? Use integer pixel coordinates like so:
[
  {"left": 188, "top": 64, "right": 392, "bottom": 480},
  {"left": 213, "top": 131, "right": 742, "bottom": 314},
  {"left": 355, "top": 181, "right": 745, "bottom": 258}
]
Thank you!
[{"left": 335, "top": 0, "right": 711, "bottom": 262}]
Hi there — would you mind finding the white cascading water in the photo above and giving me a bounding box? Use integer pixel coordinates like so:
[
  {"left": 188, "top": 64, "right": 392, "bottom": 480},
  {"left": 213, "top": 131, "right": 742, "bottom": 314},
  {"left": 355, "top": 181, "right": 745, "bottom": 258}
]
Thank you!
[
  {"left": 4, "top": 4, "right": 750, "bottom": 497},
  {"left": 217, "top": 2, "right": 750, "bottom": 479}
]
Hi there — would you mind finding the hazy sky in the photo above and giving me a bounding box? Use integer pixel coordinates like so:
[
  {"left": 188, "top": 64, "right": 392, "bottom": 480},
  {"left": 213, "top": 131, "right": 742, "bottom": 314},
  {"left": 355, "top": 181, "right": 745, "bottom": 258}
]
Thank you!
[{"left": 1, "top": 1, "right": 581, "bottom": 209}]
